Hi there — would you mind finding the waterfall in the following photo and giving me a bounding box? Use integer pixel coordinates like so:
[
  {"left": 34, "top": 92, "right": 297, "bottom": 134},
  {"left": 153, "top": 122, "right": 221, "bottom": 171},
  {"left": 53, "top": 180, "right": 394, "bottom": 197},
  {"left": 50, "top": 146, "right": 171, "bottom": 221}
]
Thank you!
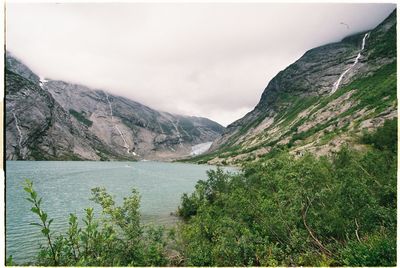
[
  {"left": 105, "top": 92, "right": 114, "bottom": 120},
  {"left": 171, "top": 120, "right": 182, "bottom": 146},
  {"left": 104, "top": 92, "right": 133, "bottom": 154},
  {"left": 331, "top": 32, "right": 369, "bottom": 94},
  {"left": 115, "top": 125, "right": 130, "bottom": 152},
  {"left": 13, "top": 112, "right": 23, "bottom": 149}
]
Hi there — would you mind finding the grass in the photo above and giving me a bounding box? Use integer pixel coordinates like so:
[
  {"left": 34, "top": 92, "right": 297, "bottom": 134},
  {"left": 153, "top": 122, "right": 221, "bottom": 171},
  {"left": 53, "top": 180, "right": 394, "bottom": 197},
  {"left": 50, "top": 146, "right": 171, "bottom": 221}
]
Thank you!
[
  {"left": 286, "top": 62, "right": 396, "bottom": 148},
  {"left": 368, "top": 17, "right": 396, "bottom": 60},
  {"left": 275, "top": 96, "right": 318, "bottom": 128}
]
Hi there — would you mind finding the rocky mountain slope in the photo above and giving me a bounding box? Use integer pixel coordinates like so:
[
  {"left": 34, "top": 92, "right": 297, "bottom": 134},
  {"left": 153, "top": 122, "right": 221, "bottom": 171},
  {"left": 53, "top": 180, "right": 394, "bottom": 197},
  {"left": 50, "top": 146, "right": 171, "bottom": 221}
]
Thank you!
[
  {"left": 5, "top": 55, "right": 224, "bottom": 161},
  {"left": 192, "top": 10, "right": 397, "bottom": 165}
]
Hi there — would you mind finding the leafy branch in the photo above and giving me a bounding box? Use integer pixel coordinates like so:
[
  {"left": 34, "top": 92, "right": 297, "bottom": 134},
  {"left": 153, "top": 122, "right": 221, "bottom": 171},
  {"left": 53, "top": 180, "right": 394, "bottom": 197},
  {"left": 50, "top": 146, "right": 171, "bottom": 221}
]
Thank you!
[{"left": 23, "top": 179, "right": 57, "bottom": 265}]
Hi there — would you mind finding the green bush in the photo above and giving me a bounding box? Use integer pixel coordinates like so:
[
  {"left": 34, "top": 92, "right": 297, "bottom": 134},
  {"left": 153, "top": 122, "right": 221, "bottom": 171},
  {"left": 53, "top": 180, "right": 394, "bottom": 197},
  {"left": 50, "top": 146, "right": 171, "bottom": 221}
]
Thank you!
[
  {"left": 176, "top": 119, "right": 397, "bottom": 266},
  {"left": 339, "top": 233, "right": 396, "bottom": 266},
  {"left": 362, "top": 118, "right": 397, "bottom": 153},
  {"left": 19, "top": 119, "right": 397, "bottom": 266},
  {"left": 22, "top": 182, "right": 168, "bottom": 266},
  {"left": 177, "top": 193, "right": 198, "bottom": 220}
]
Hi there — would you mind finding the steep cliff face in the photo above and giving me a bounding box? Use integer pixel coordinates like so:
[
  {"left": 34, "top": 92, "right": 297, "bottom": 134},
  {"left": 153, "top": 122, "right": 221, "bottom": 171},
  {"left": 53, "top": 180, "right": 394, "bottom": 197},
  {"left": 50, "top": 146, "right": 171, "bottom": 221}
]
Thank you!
[
  {"left": 5, "top": 51, "right": 40, "bottom": 84},
  {"left": 199, "top": 10, "right": 397, "bottom": 165},
  {"left": 5, "top": 55, "right": 224, "bottom": 161},
  {"left": 44, "top": 80, "right": 223, "bottom": 160},
  {"left": 5, "top": 69, "right": 121, "bottom": 160}
]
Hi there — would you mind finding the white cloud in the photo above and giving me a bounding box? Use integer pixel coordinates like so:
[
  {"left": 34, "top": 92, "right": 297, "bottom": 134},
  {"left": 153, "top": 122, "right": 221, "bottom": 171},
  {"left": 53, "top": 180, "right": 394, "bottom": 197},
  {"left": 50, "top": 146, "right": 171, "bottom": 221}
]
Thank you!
[{"left": 6, "top": 2, "right": 395, "bottom": 126}]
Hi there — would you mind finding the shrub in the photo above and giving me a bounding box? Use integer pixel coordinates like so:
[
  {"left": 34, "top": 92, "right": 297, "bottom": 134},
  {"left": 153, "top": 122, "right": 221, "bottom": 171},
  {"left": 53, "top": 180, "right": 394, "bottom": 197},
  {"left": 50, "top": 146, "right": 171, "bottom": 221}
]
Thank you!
[
  {"left": 23, "top": 182, "right": 168, "bottom": 266},
  {"left": 176, "top": 119, "right": 397, "bottom": 266}
]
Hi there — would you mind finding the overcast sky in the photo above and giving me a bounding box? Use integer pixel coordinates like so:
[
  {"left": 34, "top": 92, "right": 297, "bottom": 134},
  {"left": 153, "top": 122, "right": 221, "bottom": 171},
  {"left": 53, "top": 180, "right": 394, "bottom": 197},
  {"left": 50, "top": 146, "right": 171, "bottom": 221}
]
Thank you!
[{"left": 6, "top": 3, "right": 395, "bottom": 126}]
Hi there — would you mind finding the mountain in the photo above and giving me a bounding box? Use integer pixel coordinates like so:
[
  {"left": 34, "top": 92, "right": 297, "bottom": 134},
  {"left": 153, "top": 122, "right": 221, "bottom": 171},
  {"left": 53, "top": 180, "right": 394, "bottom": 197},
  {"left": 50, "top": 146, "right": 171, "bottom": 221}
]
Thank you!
[
  {"left": 5, "top": 55, "right": 224, "bottom": 161},
  {"left": 193, "top": 10, "right": 396, "bottom": 165}
]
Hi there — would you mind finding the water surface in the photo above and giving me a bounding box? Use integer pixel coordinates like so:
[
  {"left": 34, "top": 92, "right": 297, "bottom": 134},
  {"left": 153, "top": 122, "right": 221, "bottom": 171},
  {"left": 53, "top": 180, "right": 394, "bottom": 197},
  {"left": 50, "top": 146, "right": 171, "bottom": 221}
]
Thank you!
[{"left": 6, "top": 161, "right": 236, "bottom": 264}]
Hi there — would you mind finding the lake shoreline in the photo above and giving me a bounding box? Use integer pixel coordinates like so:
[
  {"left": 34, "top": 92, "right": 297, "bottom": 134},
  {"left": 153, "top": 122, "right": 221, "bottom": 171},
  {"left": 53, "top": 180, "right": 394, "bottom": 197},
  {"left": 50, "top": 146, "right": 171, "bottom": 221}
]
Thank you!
[{"left": 6, "top": 160, "right": 236, "bottom": 263}]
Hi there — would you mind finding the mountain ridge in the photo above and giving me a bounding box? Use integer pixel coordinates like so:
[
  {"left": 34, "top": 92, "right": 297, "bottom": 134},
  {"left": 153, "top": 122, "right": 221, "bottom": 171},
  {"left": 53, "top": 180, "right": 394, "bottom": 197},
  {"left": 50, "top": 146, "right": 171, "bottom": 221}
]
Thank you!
[
  {"left": 5, "top": 54, "right": 224, "bottom": 161},
  {"left": 193, "top": 9, "right": 396, "bottom": 165}
]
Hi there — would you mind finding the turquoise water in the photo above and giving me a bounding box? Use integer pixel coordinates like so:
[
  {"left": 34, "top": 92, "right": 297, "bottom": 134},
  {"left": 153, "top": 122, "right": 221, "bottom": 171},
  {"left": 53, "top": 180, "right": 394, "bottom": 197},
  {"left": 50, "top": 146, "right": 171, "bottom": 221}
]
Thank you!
[{"left": 6, "top": 161, "right": 236, "bottom": 264}]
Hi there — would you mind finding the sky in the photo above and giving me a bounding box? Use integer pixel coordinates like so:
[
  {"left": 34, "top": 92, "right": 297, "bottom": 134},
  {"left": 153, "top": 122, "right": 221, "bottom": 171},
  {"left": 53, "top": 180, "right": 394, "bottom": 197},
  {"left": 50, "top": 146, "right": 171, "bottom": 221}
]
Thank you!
[{"left": 6, "top": 3, "right": 396, "bottom": 126}]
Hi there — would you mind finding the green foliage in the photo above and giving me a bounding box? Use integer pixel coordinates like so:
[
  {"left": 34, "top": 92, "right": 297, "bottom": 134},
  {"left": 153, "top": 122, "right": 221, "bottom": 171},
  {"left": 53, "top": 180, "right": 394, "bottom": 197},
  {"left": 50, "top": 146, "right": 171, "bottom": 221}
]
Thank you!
[
  {"left": 350, "top": 63, "right": 396, "bottom": 113},
  {"left": 176, "top": 119, "right": 397, "bottom": 266},
  {"left": 6, "top": 255, "right": 14, "bottom": 266},
  {"left": 24, "top": 182, "right": 168, "bottom": 266},
  {"left": 286, "top": 62, "right": 396, "bottom": 148},
  {"left": 368, "top": 13, "right": 396, "bottom": 60},
  {"left": 22, "top": 119, "right": 397, "bottom": 266},
  {"left": 339, "top": 232, "right": 396, "bottom": 266},
  {"left": 178, "top": 193, "right": 198, "bottom": 220},
  {"left": 28, "top": 148, "right": 84, "bottom": 161},
  {"left": 275, "top": 96, "right": 318, "bottom": 128},
  {"left": 362, "top": 118, "right": 397, "bottom": 153},
  {"left": 24, "top": 179, "right": 58, "bottom": 265},
  {"left": 189, "top": 59, "right": 396, "bottom": 164},
  {"left": 69, "top": 109, "right": 93, "bottom": 127}
]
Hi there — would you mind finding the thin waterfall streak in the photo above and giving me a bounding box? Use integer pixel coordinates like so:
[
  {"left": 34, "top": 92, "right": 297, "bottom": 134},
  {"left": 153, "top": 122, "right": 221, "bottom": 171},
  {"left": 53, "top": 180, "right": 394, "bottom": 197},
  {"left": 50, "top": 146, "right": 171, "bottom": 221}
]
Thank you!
[
  {"left": 171, "top": 121, "right": 182, "bottom": 145},
  {"left": 331, "top": 32, "right": 369, "bottom": 95},
  {"left": 13, "top": 112, "right": 23, "bottom": 149},
  {"left": 115, "top": 125, "right": 130, "bottom": 153},
  {"left": 104, "top": 91, "right": 131, "bottom": 154},
  {"left": 105, "top": 92, "right": 113, "bottom": 121}
]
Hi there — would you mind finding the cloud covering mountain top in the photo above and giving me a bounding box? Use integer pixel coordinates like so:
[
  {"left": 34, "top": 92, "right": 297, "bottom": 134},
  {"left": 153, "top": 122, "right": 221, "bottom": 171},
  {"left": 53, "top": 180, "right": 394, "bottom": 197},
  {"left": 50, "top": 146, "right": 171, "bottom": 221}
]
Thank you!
[{"left": 6, "top": 3, "right": 395, "bottom": 126}]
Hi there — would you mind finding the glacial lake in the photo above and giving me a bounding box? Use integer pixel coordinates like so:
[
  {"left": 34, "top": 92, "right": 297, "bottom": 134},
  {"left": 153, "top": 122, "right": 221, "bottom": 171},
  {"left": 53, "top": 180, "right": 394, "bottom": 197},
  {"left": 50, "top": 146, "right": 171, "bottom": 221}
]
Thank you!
[{"left": 6, "top": 161, "right": 237, "bottom": 264}]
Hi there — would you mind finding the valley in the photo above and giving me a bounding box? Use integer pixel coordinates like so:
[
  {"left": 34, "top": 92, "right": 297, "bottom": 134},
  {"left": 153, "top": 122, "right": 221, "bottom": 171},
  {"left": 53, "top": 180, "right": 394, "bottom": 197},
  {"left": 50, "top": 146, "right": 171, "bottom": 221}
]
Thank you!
[{"left": 4, "top": 6, "right": 397, "bottom": 267}]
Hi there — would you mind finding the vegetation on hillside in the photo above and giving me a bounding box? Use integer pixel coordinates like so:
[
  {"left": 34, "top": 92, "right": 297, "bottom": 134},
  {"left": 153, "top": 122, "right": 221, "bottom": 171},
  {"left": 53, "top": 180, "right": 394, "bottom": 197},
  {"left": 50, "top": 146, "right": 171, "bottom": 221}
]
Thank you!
[
  {"left": 176, "top": 118, "right": 397, "bottom": 266},
  {"left": 188, "top": 60, "right": 396, "bottom": 166},
  {"left": 9, "top": 118, "right": 396, "bottom": 266},
  {"left": 189, "top": 10, "right": 396, "bottom": 166},
  {"left": 69, "top": 109, "right": 93, "bottom": 127}
]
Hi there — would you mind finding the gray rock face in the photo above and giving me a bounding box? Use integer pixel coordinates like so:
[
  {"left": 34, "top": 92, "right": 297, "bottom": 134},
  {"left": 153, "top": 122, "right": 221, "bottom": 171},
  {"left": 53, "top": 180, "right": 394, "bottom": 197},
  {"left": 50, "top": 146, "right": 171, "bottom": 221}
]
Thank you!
[
  {"left": 5, "top": 51, "right": 40, "bottom": 84},
  {"left": 43, "top": 80, "right": 224, "bottom": 160},
  {"left": 5, "top": 56, "right": 224, "bottom": 161},
  {"left": 5, "top": 69, "right": 112, "bottom": 160},
  {"left": 210, "top": 10, "right": 396, "bottom": 154}
]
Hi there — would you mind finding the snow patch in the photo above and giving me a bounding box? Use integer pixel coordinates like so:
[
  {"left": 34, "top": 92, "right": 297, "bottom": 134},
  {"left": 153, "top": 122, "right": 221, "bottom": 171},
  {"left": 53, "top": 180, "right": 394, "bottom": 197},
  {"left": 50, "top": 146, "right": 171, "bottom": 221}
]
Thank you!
[
  {"left": 39, "top": 76, "right": 48, "bottom": 88},
  {"left": 191, "top": 142, "right": 213, "bottom": 156}
]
